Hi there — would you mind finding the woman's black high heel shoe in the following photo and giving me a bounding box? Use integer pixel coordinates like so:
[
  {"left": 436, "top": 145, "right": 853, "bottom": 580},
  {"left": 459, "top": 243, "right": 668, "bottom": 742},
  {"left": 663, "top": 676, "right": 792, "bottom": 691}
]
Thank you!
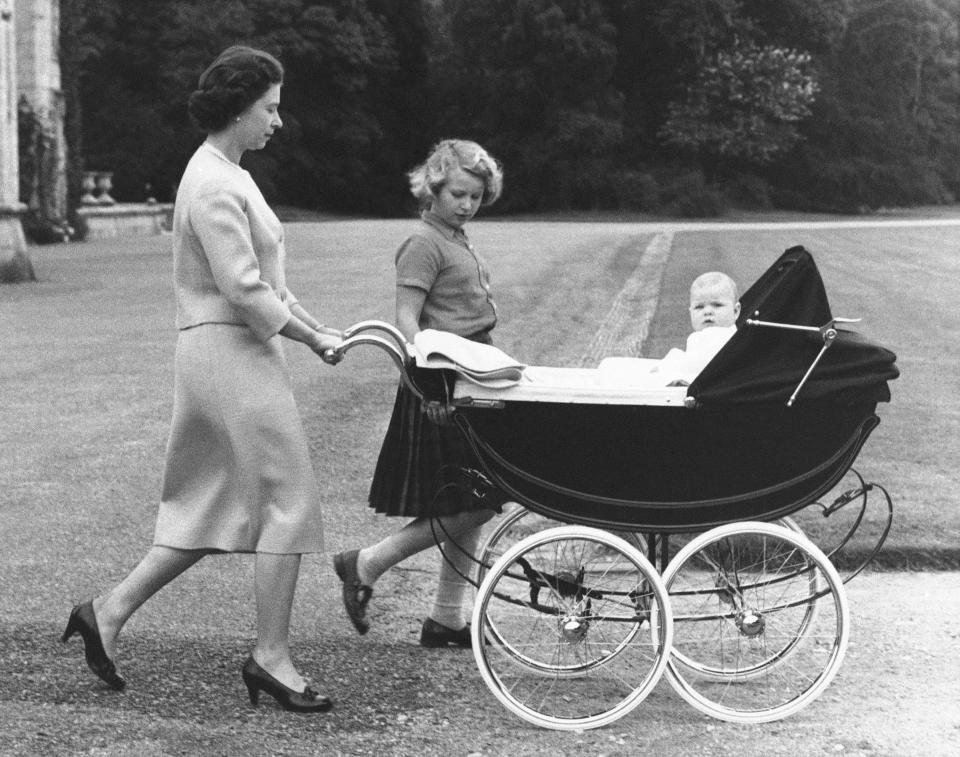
[
  {"left": 61, "top": 601, "right": 126, "bottom": 691},
  {"left": 241, "top": 656, "right": 332, "bottom": 713}
]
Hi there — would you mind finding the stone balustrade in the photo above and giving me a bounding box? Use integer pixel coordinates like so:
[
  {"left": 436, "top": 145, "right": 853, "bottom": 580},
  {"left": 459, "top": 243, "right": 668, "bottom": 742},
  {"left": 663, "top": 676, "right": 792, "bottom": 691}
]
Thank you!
[
  {"left": 80, "top": 171, "right": 117, "bottom": 206},
  {"left": 77, "top": 170, "right": 173, "bottom": 240}
]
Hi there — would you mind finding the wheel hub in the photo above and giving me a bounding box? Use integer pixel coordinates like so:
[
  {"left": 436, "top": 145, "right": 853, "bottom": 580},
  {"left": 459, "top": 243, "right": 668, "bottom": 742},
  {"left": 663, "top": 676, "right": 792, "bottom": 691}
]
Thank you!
[
  {"left": 559, "top": 615, "right": 589, "bottom": 643},
  {"left": 736, "top": 610, "right": 766, "bottom": 637}
]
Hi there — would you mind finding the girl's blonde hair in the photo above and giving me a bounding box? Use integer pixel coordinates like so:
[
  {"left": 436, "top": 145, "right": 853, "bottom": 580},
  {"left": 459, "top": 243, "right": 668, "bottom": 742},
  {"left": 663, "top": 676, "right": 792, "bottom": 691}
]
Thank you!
[{"left": 408, "top": 139, "right": 504, "bottom": 208}]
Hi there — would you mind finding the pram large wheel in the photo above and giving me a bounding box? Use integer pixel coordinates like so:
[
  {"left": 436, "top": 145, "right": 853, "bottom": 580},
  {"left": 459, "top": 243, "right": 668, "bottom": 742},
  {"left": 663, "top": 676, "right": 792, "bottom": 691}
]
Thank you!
[
  {"left": 471, "top": 526, "right": 672, "bottom": 730},
  {"left": 661, "top": 521, "right": 848, "bottom": 724}
]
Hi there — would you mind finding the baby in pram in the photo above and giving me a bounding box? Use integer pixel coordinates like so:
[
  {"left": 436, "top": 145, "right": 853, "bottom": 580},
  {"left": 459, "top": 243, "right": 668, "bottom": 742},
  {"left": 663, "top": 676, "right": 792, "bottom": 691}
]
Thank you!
[
  {"left": 452, "top": 270, "right": 741, "bottom": 400},
  {"left": 599, "top": 271, "right": 740, "bottom": 386}
]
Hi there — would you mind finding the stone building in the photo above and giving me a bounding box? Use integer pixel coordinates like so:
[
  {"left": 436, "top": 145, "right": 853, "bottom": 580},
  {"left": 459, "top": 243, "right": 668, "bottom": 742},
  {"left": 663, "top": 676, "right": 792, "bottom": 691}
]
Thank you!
[
  {"left": 17, "top": 0, "right": 66, "bottom": 224},
  {"left": 1, "top": 0, "right": 64, "bottom": 274}
]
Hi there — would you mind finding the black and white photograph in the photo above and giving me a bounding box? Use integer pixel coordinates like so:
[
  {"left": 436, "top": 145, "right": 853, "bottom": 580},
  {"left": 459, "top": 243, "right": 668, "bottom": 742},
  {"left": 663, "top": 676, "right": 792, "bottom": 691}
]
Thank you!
[{"left": 1, "top": 1, "right": 957, "bottom": 755}]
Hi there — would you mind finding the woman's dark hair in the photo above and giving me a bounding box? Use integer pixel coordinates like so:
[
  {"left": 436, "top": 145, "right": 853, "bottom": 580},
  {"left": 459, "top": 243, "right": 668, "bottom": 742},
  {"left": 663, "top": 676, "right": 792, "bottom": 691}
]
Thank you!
[{"left": 187, "top": 45, "right": 284, "bottom": 133}]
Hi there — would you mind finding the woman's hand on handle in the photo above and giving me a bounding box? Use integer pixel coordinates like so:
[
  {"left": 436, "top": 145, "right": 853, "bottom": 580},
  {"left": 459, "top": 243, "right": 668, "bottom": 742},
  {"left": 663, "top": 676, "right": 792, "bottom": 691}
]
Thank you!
[
  {"left": 279, "top": 314, "right": 344, "bottom": 364},
  {"left": 310, "top": 324, "right": 344, "bottom": 364},
  {"left": 313, "top": 333, "right": 344, "bottom": 364}
]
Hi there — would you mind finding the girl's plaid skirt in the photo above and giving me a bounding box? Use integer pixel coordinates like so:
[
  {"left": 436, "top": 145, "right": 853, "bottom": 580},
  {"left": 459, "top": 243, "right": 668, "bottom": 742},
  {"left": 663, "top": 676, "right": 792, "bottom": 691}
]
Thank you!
[{"left": 368, "top": 366, "right": 495, "bottom": 517}]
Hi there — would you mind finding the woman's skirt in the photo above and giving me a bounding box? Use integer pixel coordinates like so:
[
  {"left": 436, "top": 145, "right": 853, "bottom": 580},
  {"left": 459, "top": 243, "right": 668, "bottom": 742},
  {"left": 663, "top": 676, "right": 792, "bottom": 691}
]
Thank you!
[
  {"left": 153, "top": 324, "right": 324, "bottom": 554},
  {"left": 368, "top": 365, "right": 502, "bottom": 518}
]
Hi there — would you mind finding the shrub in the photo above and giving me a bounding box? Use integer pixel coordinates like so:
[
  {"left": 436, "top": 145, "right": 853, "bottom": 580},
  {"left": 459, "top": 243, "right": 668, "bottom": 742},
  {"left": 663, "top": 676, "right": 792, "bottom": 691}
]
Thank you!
[
  {"left": 21, "top": 210, "right": 74, "bottom": 244},
  {"left": 723, "top": 173, "right": 773, "bottom": 209},
  {"left": 613, "top": 170, "right": 660, "bottom": 211},
  {"left": 658, "top": 169, "right": 727, "bottom": 217}
]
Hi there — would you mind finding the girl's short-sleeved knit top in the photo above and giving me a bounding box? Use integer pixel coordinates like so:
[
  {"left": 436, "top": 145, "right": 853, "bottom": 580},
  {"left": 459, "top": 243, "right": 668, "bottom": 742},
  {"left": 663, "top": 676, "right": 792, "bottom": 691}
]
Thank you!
[{"left": 395, "top": 210, "right": 497, "bottom": 338}]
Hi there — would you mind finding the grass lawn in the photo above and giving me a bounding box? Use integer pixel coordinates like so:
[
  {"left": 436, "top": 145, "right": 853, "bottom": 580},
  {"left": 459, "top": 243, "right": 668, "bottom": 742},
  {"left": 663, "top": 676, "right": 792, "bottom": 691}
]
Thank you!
[{"left": 0, "top": 217, "right": 954, "bottom": 593}]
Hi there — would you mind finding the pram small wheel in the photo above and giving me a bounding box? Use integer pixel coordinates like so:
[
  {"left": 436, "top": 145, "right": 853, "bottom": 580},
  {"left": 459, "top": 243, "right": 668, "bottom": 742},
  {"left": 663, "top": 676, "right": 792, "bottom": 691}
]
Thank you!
[
  {"left": 667, "top": 516, "right": 820, "bottom": 682},
  {"left": 661, "top": 521, "right": 849, "bottom": 723},
  {"left": 471, "top": 525, "right": 672, "bottom": 730}
]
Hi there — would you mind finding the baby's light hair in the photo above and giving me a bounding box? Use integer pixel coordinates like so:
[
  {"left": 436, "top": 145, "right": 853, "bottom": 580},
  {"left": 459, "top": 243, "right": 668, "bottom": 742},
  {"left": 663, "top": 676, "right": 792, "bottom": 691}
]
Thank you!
[
  {"left": 408, "top": 139, "right": 504, "bottom": 209},
  {"left": 690, "top": 271, "right": 739, "bottom": 302}
]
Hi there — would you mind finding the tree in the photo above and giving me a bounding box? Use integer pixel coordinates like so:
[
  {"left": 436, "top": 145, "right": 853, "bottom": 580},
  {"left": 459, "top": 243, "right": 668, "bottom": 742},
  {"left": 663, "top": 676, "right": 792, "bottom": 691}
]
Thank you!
[
  {"left": 636, "top": 0, "right": 823, "bottom": 175},
  {"left": 57, "top": 0, "right": 122, "bottom": 237},
  {"left": 772, "top": 0, "right": 960, "bottom": 210},
  {"left": 741, "top": 0, "right": 850, "bottom": 53},
  {"left": 363, "top": 0, "right": 437, "bottom": 214},
  {"left": 659, "top": 42, "right": 819, "bottom": 170},
  {"left": 439, "top": 0, "right": 624, "bottom": 210},
  {"left": 68, "top": 0, "right": 431, "bottom": 214},
  {"left": 603, "top": 0, "right": 846, "bottom": 210},
  {"left": 263, "top": 0, "right": 405, "bottom": 213},
  {"left": 59, "top": 0, "right": 960, "bottom": 216}
]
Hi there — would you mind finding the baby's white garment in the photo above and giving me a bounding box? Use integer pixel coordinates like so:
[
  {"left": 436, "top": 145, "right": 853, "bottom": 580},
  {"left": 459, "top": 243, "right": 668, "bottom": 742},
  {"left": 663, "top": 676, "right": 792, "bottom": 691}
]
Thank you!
[{"left": 655, "top": 325, "right": 736, "bottom": 385}]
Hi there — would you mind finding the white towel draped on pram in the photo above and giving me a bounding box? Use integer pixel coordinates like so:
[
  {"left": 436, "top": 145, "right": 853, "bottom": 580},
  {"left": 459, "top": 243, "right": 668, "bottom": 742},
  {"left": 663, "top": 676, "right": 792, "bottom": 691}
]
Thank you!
[{"left": 411, "top": 329, "right": 526, "bottom": 387}]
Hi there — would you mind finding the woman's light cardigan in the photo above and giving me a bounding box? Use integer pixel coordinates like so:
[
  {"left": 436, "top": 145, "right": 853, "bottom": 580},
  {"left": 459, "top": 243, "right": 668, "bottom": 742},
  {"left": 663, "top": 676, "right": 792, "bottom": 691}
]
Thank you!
[{"left": 172, "top": 143, "right": 296, "bottom": 341}]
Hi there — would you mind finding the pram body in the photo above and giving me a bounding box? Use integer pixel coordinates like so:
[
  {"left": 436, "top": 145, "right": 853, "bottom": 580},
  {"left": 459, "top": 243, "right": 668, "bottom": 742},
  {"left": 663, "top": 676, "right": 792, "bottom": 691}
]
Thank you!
[
  {"left": 333, "top": 246, "right": 898, "bottom": 730},
  {"left": 451, "top": 246, "right": 896, "bottom": 533}
]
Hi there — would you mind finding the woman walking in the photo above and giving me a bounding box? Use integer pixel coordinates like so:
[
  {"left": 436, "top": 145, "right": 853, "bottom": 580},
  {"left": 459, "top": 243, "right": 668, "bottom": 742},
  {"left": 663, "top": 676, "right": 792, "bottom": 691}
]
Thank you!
[{"left": 62, "top": 45, "right": 341, "bottom": 713}]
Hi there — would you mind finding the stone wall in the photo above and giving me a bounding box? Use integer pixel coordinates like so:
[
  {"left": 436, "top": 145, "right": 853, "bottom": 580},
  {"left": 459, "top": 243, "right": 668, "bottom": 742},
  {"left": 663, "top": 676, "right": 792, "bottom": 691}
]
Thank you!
[
  {"left": 15, "top": 0, "right": 67, "bottom": 224},
  {"left": 0, "top": 0, "right": 27, "bottom": 263}
]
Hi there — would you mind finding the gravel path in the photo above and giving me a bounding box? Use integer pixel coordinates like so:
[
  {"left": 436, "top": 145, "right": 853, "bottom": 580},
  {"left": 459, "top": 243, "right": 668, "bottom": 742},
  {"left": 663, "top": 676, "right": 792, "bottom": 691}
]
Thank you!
[{"left": 4, "top": 570, "right": 958, "bottom": 756}]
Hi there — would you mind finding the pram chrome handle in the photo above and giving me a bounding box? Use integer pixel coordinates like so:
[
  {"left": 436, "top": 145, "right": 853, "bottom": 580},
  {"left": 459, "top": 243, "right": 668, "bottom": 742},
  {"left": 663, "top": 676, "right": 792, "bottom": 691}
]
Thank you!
[
  {"left": 330, "top": 319, "right": 503, "bottom": 408},
  {"left": 328, "top": 324, "right": 425, "bottom": 401},
  {"left": 342, "top": 319, "right": 410, "bottom": 357},
  {"left": 744, "top": 313, "right": 863, "bottom": 407}
]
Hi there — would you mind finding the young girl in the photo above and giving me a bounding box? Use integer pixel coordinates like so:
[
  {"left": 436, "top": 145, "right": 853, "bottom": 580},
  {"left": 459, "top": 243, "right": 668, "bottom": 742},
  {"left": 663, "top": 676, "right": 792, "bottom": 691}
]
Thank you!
[{"left": 334, "top": 139, "right": 506, "bottom": 646}]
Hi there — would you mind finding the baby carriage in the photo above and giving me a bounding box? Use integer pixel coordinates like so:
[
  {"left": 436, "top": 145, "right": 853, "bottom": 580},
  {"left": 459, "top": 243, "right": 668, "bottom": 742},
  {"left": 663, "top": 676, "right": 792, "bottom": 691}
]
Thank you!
[{"left": 331, "top": 246, "right": 899, "bottom": 730}]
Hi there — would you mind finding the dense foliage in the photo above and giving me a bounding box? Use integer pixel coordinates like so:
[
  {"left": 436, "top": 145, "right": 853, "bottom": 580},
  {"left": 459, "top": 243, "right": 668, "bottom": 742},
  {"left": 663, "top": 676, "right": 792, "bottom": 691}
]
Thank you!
[{"left": 60, "top": 0, "right": 960, "bottom": 216}]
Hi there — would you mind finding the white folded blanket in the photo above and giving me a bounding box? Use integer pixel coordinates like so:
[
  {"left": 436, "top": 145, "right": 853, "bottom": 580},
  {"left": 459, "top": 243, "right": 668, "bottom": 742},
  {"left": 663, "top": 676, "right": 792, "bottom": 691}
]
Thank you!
[{"left": 411, "top": 329, "right": 526, "bottom": 387}]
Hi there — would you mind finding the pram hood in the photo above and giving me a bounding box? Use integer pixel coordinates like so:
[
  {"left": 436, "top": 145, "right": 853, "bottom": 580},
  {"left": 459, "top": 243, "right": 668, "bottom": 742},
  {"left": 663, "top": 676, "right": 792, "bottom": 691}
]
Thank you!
[{"left": 688, "top": 246, "right": 899, "bottom": 406}]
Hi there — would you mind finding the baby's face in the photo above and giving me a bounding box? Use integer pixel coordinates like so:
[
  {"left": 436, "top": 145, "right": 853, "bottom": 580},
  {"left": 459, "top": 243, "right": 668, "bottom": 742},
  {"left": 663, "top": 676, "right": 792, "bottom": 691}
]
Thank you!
[{"left": 689, "top": 282, "right": 740, "bottom": 331}]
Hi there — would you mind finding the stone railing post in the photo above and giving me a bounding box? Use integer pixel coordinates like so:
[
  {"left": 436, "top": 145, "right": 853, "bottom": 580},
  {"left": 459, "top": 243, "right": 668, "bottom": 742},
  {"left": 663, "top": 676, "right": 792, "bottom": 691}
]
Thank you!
[
  {"left": 80, "top": 171, "right": 97, "bottom": 205},
  {"left": 95, "top": 171, "right": 116, "bottom": 205},
  {"left": 81, "top": 170, "right": 117, "bottom": 205},
  {"left": 76, "top": 169, "right": 173, "bottom": 240}
]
